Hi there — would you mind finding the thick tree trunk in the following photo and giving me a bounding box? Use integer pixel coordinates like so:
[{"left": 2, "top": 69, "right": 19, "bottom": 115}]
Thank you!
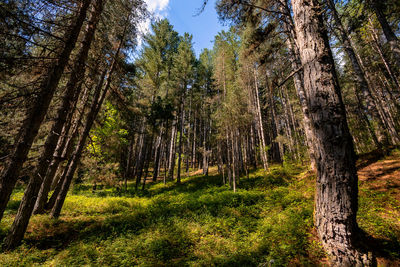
[
  {"left": 291, "top": 0, "right": 374, "bottom": 265},
  {"left": 0, "top": 0, "right": 91, "bottom": 222}
]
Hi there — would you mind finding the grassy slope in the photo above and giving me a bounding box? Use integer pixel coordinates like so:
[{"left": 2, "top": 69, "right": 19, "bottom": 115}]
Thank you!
[{"left": 0, "top": 151, "right": 399, "bottom": 266}]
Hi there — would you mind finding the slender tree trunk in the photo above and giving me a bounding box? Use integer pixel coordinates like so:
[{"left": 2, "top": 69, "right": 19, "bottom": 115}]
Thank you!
[
  {"left": 50, "top": 64, "right": 107, "bottom": 218},
  {"left": 354, "top": 90, "right": 380, "bottom": 148},
  {"left": 0, "top": 0, "right": 91, "bottom": 222},
  {"left": 125, "top": 137, "right": 134, "bottom": 190},
  {"left": 191, "top": 117, "right": 197, "bottom": 169},
  {"left": 231, "top": 131, "right": 236, "bottom": 193},
  {"left": 281, "top": 4, "right": 317, "bottom": 170},
  {"left": 152, "top": 127, "right": 163, "bottom": 182},
  {"left": 50, "top": 24, "right": 125, "bottom": 218},
  {"left": 167, "top": 118, "right": 177, "bottom": 180},
  {"left": 291, "top": 0, "right": 374, "bottom": 264},
  {"left": 253, "top": 68, "right": 269, "bottom": 170},
  {"left": 369, "top": 0, "right": 400, "bottom": 65},
  {"left": 327, "top": 0, "right": 387, "bottom": 146},
  {"left": 202, "top": 118, "right": 209, "bottom": 176},
  {"left": 368, "top": 19, "right": 400, "bottom": 91},
  {"left": 44, "top": 98, "right": 89, "bottom": 212},
  {"left": 34, "top": 75, "right": 92, "bottom": 214},
  {"left": 177, "top": 99, "right": 185, "bottom": 183},
  {"left": 266, "top": 75, "right": 282, "bottom": 163},
  {"left": 142, "top": 134, "right": 154, "bottom": 191},
  {"left": 44, "top": 82, "right": 93, "bottom": 212},
  {"left": 2, "top": 0, "right": 105, "bottom": 250}
]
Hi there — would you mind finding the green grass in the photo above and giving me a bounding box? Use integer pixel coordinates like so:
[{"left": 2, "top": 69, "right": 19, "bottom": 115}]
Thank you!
[{"left": 0, "top": 161, "right": 399, "bottom": 266}]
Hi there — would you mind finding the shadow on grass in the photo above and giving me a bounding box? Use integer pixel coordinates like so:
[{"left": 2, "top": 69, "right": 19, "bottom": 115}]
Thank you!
[
  {"left": 357, "top": 149, "right": 387, "bottom": 169},
  {"left": 5, "top": 200, "right": 21, "bottom": 213},
  {"left": 17, "top": 175, "right": 268, "bottom": 252}
]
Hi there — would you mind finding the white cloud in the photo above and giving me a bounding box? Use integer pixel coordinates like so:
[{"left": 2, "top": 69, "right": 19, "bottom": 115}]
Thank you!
[
  {"left": 145, "top": 0, "right": 169, "bottom": 13},
  {"left": 137, "top": 0, "right": 170, "bottom": 46}
]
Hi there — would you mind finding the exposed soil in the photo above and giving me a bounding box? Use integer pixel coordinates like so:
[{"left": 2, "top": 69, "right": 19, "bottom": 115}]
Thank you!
[{"left": 358, "top": 150, "right": 400, "bottom": 202}]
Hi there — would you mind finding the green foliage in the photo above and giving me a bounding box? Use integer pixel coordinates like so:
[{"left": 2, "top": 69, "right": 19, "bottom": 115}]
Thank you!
[
  {"left": 0, "top": 164, "right": 319, "bottom": 266},
  {"left": 1, "top": 160, "right": 399, "bottom": 266}
]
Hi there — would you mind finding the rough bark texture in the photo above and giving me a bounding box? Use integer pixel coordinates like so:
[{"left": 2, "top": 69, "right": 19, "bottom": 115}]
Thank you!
[
  {"left": 0, "top": 0, "right": 91, "bottom": 222},
  {"left": 291, "top": 0, "right": 374, "bottom": 265}
]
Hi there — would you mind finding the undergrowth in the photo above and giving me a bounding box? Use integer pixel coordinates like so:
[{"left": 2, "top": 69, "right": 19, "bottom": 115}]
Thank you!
[{"left": 0, "top": 156, "right": 399, "bottom": 266}]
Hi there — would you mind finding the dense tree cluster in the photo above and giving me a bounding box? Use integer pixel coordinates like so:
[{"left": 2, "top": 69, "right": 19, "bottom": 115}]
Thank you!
[{"left": 0, "top": 0, "right": 399, "bottom": 265}]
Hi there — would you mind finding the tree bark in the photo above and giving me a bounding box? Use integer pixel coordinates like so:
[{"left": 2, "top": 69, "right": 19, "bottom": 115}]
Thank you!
[
  {"left": 291, "top": 0, "right": 374, "bottom": 264},
  {"left": 0, "top": 0, "right": 91, "bottom": 222}
]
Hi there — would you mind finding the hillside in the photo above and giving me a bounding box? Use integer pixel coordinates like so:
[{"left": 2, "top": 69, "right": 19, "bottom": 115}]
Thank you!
[{"left": 1, "top": 151, "right": 399, "bottom": 266}]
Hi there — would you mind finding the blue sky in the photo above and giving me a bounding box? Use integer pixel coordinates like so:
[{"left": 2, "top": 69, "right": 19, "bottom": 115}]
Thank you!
[{"left": 142, "top": 0, "right": 228, "bottom": 56}]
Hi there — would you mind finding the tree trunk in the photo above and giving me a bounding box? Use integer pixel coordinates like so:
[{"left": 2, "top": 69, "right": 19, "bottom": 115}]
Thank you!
[
  {"left": 291, "top": 0, "right": 374, "bottom": 264},
  {"left": 369, "top": 0, "right": 400, "bottom": 66},
  {"left": 41, "top": 85, "right": 91, "bottom": 212},
  {"left": 266, "top": 75, "right": 282, "bottom": 163},
  {"left": 327, "top": 0, "right": 386, "bottom": 146},
  {"left": 177, "top": 99, "right": 185, "bottom": 183},
  {"left": 0, "top": 0, "right": 91, "bottom": 222},
  {"left": 152, "top": 128, "right": 163, "bottom": 182},
  {"left": 167, "top": 119, "right": 177, "bottom": 180},
  {"left": 281, "top": 4, "right": 317, "bottom": 170},
  {"left": 1, "top": 0, "right": 104, "bottom": 250},
  {"left": 50, "top": 27, "right": 125, "bottom": 218},
  {"left": 368, "top": 19, "right": 400, "bottom": 91},
  {"left": 253, "top": 68, "right": 269, "bottom": 170}
]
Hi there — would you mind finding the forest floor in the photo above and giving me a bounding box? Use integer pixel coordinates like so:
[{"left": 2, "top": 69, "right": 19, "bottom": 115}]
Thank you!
[{"left": 0, "top": 150, "right": 399, "bottom": 266}]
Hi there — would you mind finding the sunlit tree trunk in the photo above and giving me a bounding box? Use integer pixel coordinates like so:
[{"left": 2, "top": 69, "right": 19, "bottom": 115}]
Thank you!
[{"left": 291, "top": 0, "right": 374, "bottom": 264}]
